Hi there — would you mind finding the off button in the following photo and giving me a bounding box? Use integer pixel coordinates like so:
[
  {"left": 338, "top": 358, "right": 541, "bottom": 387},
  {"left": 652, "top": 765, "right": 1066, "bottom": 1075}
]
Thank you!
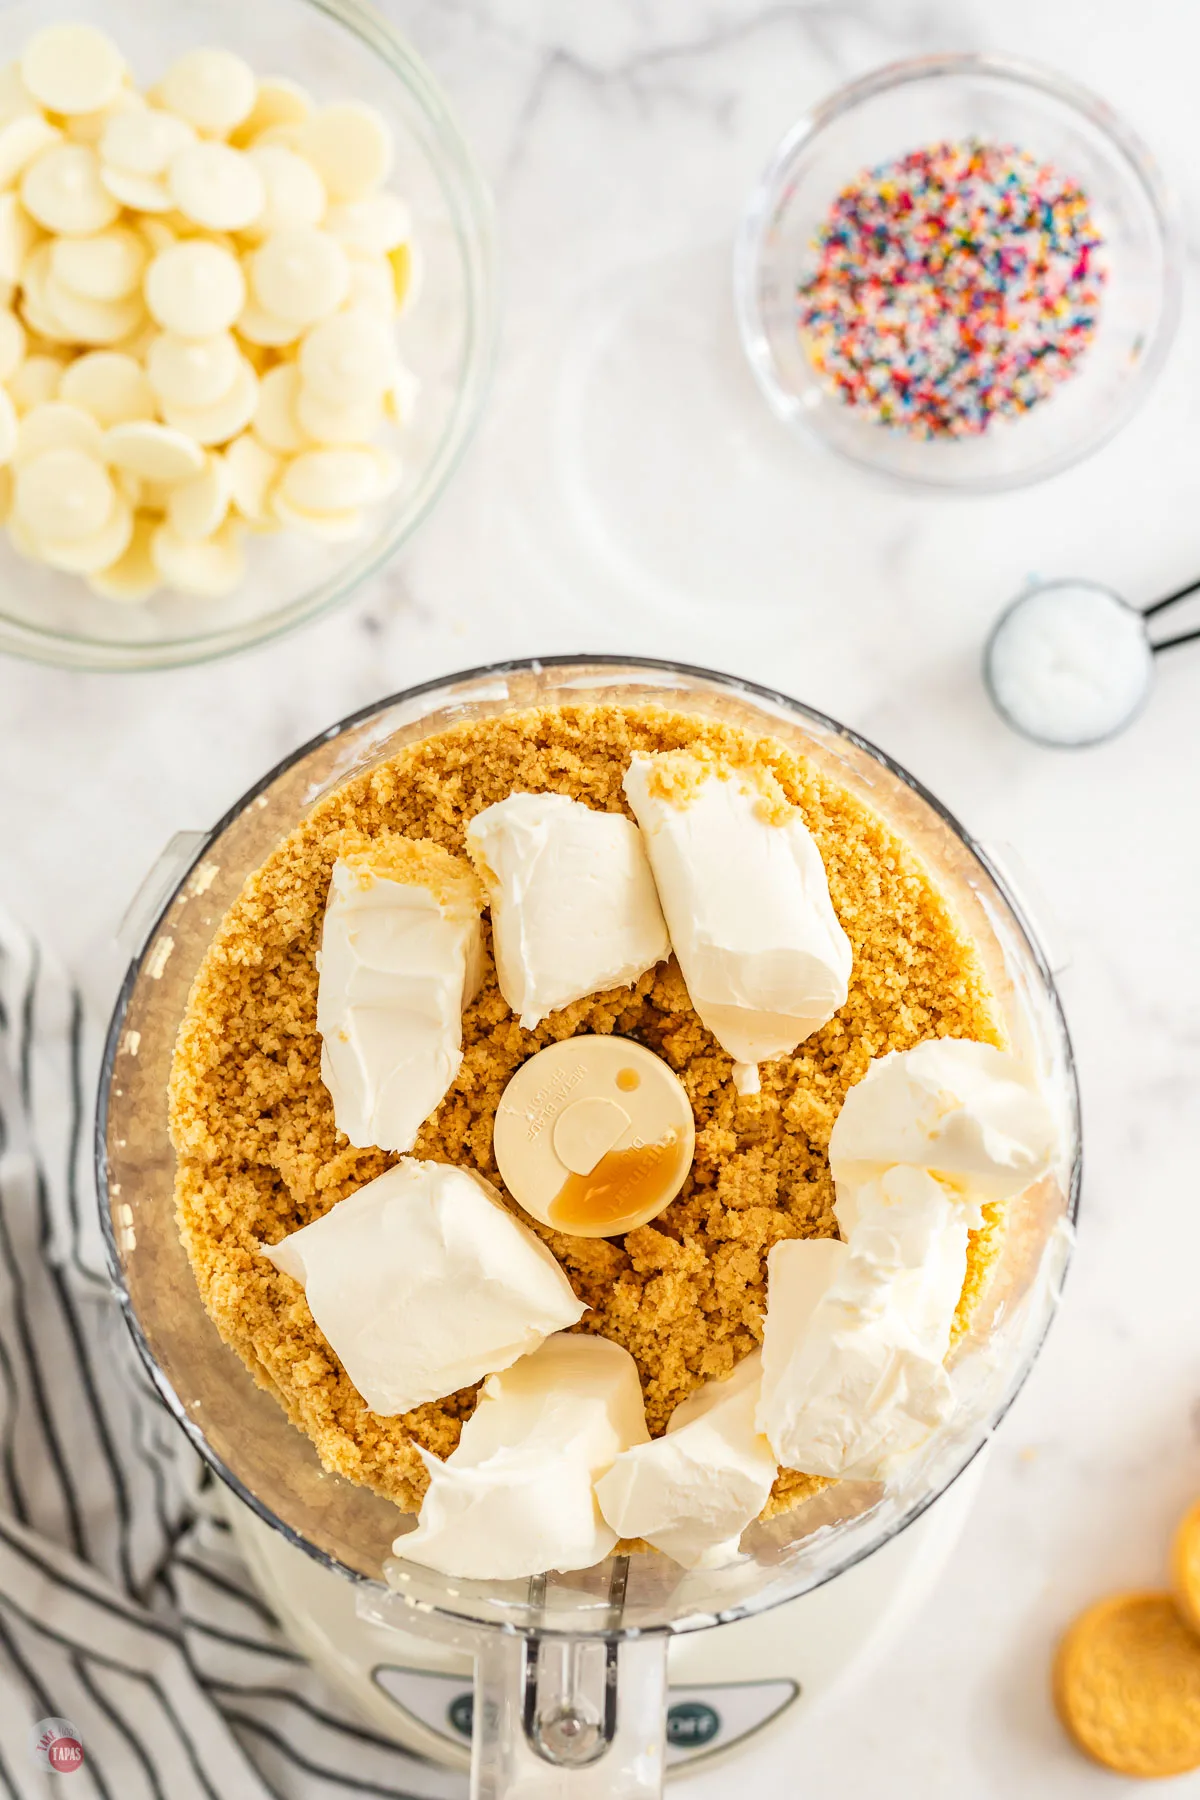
[{"left": 666, "top": 1700, "right": 721, "bottom": 1749}]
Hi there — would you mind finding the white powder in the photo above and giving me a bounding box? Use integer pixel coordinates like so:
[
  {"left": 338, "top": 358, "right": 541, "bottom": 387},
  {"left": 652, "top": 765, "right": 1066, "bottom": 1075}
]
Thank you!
[{"left": 984, "top": 582, "right": 1152, "bottom": 747}]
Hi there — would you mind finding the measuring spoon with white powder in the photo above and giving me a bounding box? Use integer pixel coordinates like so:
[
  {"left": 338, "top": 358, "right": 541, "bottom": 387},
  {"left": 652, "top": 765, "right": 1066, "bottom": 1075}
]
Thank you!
[{"left": 983, "top": 575, "right": 1200, "bottom": 747}]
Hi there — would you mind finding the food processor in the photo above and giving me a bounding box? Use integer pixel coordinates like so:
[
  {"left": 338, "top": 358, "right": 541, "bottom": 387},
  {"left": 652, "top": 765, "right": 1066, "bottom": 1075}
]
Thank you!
[{"left": 96, "top": 657, "right": 1080, "bottom": 1797}]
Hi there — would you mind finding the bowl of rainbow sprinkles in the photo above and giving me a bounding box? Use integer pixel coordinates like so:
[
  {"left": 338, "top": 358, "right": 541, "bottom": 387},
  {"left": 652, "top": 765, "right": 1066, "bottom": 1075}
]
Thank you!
[{"left": 735, "top": 52, "right": 1180, "bottom": 492}]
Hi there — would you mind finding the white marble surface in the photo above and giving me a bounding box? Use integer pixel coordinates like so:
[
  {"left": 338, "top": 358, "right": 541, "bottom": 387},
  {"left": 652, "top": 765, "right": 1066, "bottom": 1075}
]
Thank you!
[{"left": 4, "top": 0, "right": 1200, "bottom": 1793}]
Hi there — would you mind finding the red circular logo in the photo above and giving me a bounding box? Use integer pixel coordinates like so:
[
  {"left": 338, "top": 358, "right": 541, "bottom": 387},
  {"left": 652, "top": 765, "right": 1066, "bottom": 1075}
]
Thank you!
[{"left": 31, "top": 1719, "right": 85, "bottom": 1776}]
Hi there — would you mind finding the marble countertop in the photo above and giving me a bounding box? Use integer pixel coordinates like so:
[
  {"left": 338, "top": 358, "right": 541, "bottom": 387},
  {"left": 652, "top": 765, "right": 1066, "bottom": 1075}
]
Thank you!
[{"left": 4, "top": 0, "right": 1200, "bottom": 1793}]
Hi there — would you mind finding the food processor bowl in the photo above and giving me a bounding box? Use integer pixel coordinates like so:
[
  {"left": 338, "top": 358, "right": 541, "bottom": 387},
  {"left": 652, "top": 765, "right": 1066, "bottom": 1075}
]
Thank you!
[{"left": 97, "top": 657, "right": 1080, "bottom": 1796}]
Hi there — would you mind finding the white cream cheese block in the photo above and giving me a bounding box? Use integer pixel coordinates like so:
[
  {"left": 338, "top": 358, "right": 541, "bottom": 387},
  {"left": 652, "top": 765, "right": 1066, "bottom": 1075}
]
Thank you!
[
  {"left": 260, "top": 1158, "right": 585, "bottom": 1416},
  {"left": 317, "top": 834, "right": 484, "bottom": 1152},
  {"left": 757, "top": 1169, "right": 968, "bottom": 1482},
  {"left": 595, "top": 1348, "right": 776, "bottom": 1569},
  {"left": 396, "top": 1332, "right": 649, "bottom": 1579},
  {"left": 622, "top": 751, "right": 852, "bottom": 1093},
  {"left": 829, "top": 1037, "right": 1057, "bottom": 1203},
  {"left": 465, "top": 791, "right": 670, "bottom": 1029}
]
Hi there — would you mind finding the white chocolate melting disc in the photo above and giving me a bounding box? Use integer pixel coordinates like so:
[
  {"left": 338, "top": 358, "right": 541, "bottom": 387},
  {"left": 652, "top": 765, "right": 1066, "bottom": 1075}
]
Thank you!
[
  {"left": 14, "top": 446, "right": 115, "bottom": 541},
  {"left": 0, "top": 309, "right": 25, "bottom": 379},
  {"left": 166, "top": 455, "right": 230, "bottom": 540},
  {"left": 0, "top": 192, "right": 39, "bottom": 285},
  {"left": 22, "top": 143, "right": 120, "bottom": 236},
  {"left": 244, "top": 144, "right": 324, "bottom": 237},
  {"left": 14, "top": 402, "right": 105, "bottom": 464},
  {"left": 0, "top": 115, "right": 61, "bottom": 191},
  {"left": 0, "top": 387, "right": 17, "bottom": 462},
  {"left": 235, "top": 300, "right": 300, "bottom": 347},
  {"left": 294, "top": 386, "right": 383, "bottom": 446},
  {"left": 341, "top": 251, "right": 396, "bottom": 319},
  {"left": 159, "top": 355, "right": 258, "bottom": 446},
  {"left": 20, "top": 25, "right": 125, "bottom": 116},
  {"left": 88, "top": 512, "right": 159, "bottom": 601},
  {"left": 64, "top": 88, "right": 145, "bottom": 148},
  {"left": 279, "top": 445, "right": 381, "bottom": 512},
  {"left": 145, "top": 240, "right": 245, "bottom": 335},
  {"left": 104, "top": 420, "right": 206, "bottom": 484},
  {"left": 35, "top": 494, "right": 133, "bottom": 574},
  {"left": 385, "top": 361, "right": 421, "bottom": 426},
  {"left": 51, "top": 227, "right": 146, "bottom": 301},
  {"left": 299, "top": 103, "right": 392, "bottom": 202},
  {"left": 19, "top": 241, "right": 64, "bottom": 317},
  {"left": 298, "top": 308, "right": 394, "bottom": 404},
  {"left": 0, "top": 61, "right": 37, "bottom": 126},
  {"left": 252, "top": 363, "right": 308, "bottom": 453},
  {"left": 60, "top": 352, "right": 156, "bottom": 426},
  {"left": 270, "top": 490, "right": 363, "bottom": 540},
  {"left": 168, "top": 142, "right": 265, "bottom": 232},
  {"left": 100, "top": 164, "right": 172, "bottom": 213},
  {"left": 229, "top": 76, "right": 310, "bottom": 148},
  {"left": 150, "top": 517, "right": 244, "bottom": 597},
  {"left": 325, "top": 194, "right": 411, "bottom": 256},
  {"left": 43, "top": 276, "right": 144, "bottom": 346},
  {"left": 147, "top": 330, "right": 239, "bottom": 410},
  {"left": 250, "top": 227, "right": 349, "bottom": 326},
  {"left": 101, "top": 107, "right": 194, "bottom": 176},
  {"left": 8, "top": 355, "right": 63, "bottom": 412},
  {"left": 158, "top": 49, "right": 257, "bottom": 136},
  {"left": 224, "top": 431, "right": 278, "bottom": 522}
]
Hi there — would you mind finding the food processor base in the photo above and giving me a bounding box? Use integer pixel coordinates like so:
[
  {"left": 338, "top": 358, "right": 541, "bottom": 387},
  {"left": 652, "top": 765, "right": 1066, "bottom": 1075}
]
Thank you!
[{"left": 225, "top": 1453, "right": 986, "bottom": 1785}]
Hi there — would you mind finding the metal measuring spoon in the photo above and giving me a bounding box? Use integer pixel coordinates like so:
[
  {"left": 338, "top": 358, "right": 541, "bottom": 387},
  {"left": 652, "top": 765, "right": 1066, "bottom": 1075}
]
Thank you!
[{"left": 984, "top": 575, "right": 1200, "bottom": 747}]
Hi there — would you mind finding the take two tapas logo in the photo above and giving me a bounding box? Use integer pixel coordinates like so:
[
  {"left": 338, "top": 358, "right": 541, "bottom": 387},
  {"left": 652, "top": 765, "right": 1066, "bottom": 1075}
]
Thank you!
[{"left": 31, "top": 1718, "right": 85, "bottom": 1775}]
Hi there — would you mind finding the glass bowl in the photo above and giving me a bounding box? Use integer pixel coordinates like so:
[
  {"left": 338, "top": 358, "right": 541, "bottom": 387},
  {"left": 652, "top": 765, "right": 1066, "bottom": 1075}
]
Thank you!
[
  {"left": 0, "top": 0, "right": 495, "bottom": 671},
  {"left": 734, "top": 53, "right": 1181, "bottom": 493}
]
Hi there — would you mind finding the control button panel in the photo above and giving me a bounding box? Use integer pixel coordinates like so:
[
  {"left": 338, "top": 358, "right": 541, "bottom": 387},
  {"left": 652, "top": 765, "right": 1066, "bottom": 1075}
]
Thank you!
[{"left": 373, "top": 1665, "right": 800, "bottom": 1769}]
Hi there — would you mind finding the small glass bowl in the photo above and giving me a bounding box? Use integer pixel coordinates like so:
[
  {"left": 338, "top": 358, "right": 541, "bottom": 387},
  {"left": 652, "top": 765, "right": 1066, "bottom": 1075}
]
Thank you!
[
  {"left": 0, "top": 0, "right": 496, "bottom": 671},
  {"left": 733, "top": 53, "right": 1181, "bottom": 493}
]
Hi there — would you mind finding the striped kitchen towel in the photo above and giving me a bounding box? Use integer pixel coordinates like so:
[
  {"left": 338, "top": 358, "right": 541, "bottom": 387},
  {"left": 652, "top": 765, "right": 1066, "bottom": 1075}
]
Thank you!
[{"left": 0, "top": 916, "right": 461, "bottom": 1800}]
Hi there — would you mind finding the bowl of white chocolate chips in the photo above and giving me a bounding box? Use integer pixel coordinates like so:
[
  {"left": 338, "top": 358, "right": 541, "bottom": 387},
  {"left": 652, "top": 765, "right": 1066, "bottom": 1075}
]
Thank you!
[{"left": 0, "top": 5, "right": 494, "bottom": 669}]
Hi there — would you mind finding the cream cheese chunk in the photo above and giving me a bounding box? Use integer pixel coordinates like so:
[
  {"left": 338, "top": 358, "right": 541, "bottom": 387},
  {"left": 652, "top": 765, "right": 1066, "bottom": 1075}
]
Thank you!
[
  {"left": 260, "top": 1159, "right": 585, "bottom": 1416},
  {"left": 760, "top": 1037, "right": 1057, "bottom": 1484},
  {"left": 757, "top": 1174, "right": 964, "bottom": 1482},
  {"left": 595, "top": 1349, "right": 776, "bottom": 1569},
  {"left": 622, "top": 752, "right": 852, "bottom": 1091},
  {"left": 829, "top": 1038, "right": 1057, "bottom": 1202},
  {"left": 396, "top": 1333, "right": 648, "bottom": 1579},
  {"left": 465, "top": 792, "right": 670, "bottom": 1029},
  {"left": 317, "top": 835, "right": 484, "bottom": 1152}
]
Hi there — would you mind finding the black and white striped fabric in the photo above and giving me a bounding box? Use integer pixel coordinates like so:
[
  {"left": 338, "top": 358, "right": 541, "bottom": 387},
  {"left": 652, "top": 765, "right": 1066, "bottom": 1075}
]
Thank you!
[{"left": 0, "top": 918, "right": 457, "bottom": 1799}]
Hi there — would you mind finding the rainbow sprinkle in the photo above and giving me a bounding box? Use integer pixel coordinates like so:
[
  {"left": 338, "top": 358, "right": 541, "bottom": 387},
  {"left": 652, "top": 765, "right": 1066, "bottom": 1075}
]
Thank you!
[{"left": 797, "top": 139, "right": 1106, "bottom": 439}]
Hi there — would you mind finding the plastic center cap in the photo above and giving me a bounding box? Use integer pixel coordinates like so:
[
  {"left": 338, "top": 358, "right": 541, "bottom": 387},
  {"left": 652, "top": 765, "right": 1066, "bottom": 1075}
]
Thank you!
[
  {"left": 493, "top": 1036, "right": 695, "bottom": 1238},
  {"left": 553, "top": 1096, "right": 630, "bottom": 1176}
]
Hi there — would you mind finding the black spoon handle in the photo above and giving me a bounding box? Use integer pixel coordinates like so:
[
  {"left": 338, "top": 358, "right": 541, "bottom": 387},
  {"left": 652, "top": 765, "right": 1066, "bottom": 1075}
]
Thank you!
[
  {"left": 1143, "top": 575, "right": 1200, "bottom": 618},
  {"left": 1151, "top": 624, "right": 1200, "bottom": 655}
]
